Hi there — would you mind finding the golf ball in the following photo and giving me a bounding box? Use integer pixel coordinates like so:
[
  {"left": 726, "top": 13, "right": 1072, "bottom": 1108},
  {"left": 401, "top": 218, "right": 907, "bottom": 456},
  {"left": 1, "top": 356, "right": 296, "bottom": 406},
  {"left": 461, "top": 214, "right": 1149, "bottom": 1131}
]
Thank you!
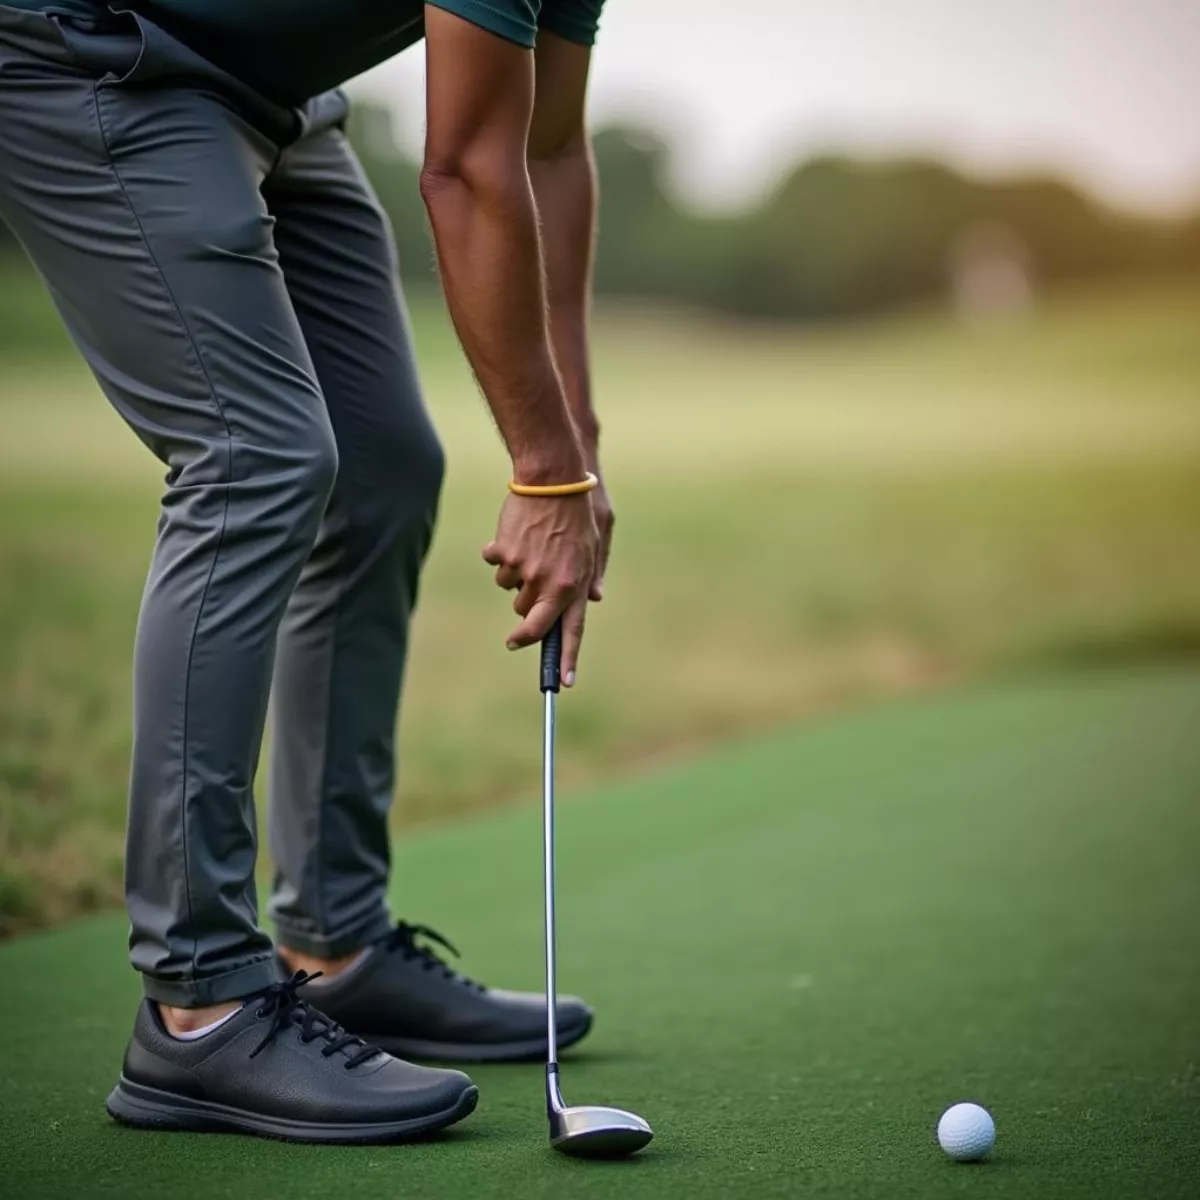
[{"left": 937, "top": 1102, "right": 995, "bottom": 1161}]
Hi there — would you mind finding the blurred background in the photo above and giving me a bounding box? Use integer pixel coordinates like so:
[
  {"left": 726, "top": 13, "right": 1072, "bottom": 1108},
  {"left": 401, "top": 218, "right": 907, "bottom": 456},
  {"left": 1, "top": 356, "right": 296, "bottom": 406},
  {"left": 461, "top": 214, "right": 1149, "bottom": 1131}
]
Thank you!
[{"left": 1, "top": 0, "right": 1198, "bottom": 935}]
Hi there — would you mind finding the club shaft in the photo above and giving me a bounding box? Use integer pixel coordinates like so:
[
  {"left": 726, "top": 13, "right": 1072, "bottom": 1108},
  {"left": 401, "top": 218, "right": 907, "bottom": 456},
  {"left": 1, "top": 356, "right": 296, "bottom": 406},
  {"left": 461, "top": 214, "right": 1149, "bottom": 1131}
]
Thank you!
[{"left": 542, "top": 689, "right": 559, "bottom": 1069}]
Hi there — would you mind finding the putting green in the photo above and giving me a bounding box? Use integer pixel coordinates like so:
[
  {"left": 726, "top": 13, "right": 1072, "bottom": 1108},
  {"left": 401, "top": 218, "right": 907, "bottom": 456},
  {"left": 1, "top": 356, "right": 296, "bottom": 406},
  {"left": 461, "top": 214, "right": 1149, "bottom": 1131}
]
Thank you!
[{"left": 3, "top": 666, "right": 1199, "bottom": 1198}]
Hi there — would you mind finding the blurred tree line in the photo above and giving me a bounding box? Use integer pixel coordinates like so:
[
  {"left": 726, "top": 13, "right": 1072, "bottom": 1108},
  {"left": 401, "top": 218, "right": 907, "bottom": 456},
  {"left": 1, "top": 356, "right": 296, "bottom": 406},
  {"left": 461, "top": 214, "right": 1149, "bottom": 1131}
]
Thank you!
[
  {"left": 586, "top": 126, "right": 1200, "bottom": 319},
  {"left": 3, "top": 101, "right": 1197, "bottom": 321}
]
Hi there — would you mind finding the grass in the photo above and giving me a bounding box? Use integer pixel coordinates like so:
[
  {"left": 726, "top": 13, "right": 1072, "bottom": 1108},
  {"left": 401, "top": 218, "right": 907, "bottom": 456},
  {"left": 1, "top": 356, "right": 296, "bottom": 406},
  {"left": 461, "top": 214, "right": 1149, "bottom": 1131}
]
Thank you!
[
  {"left": 2, "top": 270, "right": 1200, "bottom": 930},
  {"left": 2, "top": 664, "right": 1199, "bottom": 1198}
]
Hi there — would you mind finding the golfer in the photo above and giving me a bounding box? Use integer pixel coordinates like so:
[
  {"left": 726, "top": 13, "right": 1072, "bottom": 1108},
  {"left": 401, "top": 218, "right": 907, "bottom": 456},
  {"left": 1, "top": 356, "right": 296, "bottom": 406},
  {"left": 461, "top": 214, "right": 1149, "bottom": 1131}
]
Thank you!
[{"left": 0, "top": 0, "right": 613, "bottom": 1141}]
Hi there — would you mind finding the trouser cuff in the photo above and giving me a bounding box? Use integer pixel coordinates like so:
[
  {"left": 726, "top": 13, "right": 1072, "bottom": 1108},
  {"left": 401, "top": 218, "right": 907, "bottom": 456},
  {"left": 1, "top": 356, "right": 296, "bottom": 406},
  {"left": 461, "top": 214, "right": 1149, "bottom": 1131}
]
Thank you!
[
  {"left": 141, "top": 955, "right": 278, "bottom": 1007},
  {"left": 273, "top": 910, "right": 392, "bottom": 958}
]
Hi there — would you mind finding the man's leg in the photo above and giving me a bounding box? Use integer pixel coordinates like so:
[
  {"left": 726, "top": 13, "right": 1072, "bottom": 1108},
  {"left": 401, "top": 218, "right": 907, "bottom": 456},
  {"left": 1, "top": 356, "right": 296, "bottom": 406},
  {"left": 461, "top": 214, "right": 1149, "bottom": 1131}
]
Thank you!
[
  {"left": 0, "top": 15, "right": 477, "bottom": 1140},
  {"left": 259, "top": 106, "right": 594, "bottom": 1062},
  {"left": 264, "top": 95, "right": 445, "bottom": 958},
  {"left": 0, "top": 10, "right": 337, "bottom": 1006}
]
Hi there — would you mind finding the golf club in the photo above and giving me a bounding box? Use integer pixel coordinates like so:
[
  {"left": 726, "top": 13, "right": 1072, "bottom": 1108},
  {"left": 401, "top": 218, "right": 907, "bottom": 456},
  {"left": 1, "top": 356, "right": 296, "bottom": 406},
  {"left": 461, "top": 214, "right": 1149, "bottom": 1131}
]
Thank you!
[{"left": 539, "top": 619, "right": 653, "bottom": 1158}]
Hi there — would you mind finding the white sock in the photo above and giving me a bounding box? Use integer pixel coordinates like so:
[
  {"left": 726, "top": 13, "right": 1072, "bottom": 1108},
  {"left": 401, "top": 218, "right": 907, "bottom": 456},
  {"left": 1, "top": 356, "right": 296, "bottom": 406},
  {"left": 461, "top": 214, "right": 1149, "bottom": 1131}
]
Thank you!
[
  {"left": 167, "top": 1004, "right": 244, "bottom": 1041},
  {"left": 302, "top": 947, "right": 372, "bottom": 987}
]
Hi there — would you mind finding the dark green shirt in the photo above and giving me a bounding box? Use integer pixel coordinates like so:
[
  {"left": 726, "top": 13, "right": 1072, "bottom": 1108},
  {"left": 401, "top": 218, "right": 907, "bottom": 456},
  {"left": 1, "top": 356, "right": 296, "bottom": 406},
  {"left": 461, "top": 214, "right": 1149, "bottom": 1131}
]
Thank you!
[{"left": 11, "top": 1, "right": 604, "bottom": 102}]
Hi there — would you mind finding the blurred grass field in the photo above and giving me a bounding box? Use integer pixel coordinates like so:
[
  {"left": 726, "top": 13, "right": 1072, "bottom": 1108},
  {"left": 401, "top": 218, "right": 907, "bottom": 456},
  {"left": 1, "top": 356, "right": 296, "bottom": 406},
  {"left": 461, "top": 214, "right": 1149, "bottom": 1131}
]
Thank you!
[{"left": 2, "top": 267, "right": 1199, "bottom": 932}]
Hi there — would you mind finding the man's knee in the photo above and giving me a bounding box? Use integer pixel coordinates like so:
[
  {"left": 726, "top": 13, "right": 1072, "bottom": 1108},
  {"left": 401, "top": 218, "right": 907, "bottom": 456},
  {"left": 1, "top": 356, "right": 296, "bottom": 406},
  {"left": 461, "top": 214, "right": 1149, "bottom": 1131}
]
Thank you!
[
  {"left": 217, "top": 412, "right": 339, "bottom": 558},
  {"left": 286, "top": 419, "right": 341, "bottom": 539},
  {"left": 407, "top": 421, "right": 446, "bottom": 516},
  {"left": 339, "top": 411, "right": 443, "bottom": 546},
  {"left": 388, "top": 414, "right": 444, "bottom": 523}
]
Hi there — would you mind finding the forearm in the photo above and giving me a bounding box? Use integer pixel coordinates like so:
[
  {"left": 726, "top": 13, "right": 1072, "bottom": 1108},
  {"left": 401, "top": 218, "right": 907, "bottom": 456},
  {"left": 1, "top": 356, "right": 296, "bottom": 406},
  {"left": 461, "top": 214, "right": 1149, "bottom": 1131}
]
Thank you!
[
  {"left": 528, "top": 138, "right": 600, "bottom": 461},
  {"left": 421, "top": 164, "right": 585, "bottom": 484}
]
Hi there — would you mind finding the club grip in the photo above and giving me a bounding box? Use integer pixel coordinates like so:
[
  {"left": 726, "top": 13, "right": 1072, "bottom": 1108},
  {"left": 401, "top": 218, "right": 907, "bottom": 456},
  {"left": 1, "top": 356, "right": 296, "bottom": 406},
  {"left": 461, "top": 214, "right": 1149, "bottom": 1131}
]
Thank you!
[{"left": 540, "top": 619, "right": 563, "bottom": 693}]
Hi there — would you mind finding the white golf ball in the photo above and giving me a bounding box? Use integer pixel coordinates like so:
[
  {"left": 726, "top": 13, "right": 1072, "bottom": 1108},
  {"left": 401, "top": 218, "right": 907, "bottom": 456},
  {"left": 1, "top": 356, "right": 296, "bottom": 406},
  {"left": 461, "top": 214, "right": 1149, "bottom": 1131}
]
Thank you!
[{"left": 937, "top": 1102, "right": 995, "bottom": 1161}]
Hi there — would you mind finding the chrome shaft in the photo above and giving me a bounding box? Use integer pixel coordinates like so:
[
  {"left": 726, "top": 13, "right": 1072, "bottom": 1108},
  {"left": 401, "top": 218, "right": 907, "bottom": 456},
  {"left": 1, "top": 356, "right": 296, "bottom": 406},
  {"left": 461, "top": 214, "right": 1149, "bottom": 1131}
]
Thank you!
[{"left": 542, "top": 688, "right": 559, "bottom": 1075}]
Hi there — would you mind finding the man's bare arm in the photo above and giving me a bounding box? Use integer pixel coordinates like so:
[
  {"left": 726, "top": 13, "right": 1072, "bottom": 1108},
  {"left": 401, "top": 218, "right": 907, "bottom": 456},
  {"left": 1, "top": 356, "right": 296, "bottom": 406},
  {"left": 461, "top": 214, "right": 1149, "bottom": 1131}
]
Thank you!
[
  {"left": 527, "top": 33, "right": 597, "bottom": 449},
  {"left": 421, "top": 7, "right": 597, "bottom": 668},
  {"left": 527, "top": 32, "right": 613, "bottom": 601},
  {"left": 421, "top": 7, "right": 584, "bottom": 484}
]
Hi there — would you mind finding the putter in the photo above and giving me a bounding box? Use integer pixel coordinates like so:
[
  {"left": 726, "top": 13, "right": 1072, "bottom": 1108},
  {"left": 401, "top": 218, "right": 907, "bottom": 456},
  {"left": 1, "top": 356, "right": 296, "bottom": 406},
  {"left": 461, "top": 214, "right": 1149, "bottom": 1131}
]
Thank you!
[{"left": 540, "top": 620, "right": 653, "bottom": 1158}]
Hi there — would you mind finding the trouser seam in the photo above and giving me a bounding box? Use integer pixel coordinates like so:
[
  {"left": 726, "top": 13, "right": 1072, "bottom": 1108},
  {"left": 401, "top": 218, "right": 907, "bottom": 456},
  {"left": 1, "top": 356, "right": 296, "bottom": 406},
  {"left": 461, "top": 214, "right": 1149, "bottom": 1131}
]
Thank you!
[
  {"left": 91, "top": 80, "right": 239, "bottom": 985},
  {"left": 311, "top": 503, "right": 353, "bottom": 939}
]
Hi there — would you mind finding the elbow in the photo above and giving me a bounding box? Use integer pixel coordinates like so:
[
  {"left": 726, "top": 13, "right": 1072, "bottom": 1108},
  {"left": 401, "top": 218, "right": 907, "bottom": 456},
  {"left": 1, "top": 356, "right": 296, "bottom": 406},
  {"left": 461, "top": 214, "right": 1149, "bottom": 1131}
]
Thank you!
[
  {"left": 418, "top": 161, "right": 467, "bottom": 222},
  {"left": 420, "top": 147, "right": 530, "bottom": 218},
  {"left": 419, "top": 160, "right": 464, "bottom": 207}
]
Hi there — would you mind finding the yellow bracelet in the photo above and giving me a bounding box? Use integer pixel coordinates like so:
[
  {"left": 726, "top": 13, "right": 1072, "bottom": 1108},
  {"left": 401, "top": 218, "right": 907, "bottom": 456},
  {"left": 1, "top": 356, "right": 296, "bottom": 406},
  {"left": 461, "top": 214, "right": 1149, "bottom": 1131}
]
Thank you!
[{"left": 508, "top": 471, "right": 599, "bottom": 497}]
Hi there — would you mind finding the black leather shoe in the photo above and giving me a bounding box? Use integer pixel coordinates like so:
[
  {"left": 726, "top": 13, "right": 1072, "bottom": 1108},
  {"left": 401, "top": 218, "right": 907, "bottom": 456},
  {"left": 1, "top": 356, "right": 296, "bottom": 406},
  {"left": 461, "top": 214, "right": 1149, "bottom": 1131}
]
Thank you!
[
  {"left": 105, "top": 972, "right": 478, "bottom": 1143},
  {"left": 296, "top": 922, "right": 594, "bottom": 1063}
]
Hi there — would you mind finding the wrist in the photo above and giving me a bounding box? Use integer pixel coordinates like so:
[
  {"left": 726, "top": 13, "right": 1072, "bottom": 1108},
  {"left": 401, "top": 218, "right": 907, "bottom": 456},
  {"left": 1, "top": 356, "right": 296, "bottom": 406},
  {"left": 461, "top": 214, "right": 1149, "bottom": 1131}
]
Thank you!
[{"left": 511, "top": 441, "right": 588, "bottom": 488}]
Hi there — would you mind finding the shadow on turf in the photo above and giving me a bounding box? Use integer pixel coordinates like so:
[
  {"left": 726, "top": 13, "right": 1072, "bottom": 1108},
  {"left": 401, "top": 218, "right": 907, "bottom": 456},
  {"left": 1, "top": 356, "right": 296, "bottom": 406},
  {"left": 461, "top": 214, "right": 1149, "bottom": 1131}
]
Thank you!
[
  {"left": 416, "top": 1048, "right": 643, "bottom": 1069},
  {"left": 98, "top": 1115, "right": 690, "bottom": 1169},
  {"left": 938, "top": 1154, "right": 1016, "bottom": 1171},
  {"left": 98, "top": 1120, "right": 490, "bottom": 1150}
]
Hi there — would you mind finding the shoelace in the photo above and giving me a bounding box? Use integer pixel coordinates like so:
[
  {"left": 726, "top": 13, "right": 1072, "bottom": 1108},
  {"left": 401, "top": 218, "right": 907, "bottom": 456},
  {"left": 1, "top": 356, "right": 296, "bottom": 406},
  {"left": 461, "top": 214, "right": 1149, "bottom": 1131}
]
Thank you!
[
  {"left": 384, "top": 921, "right": 486, "bottom": 992},
  {"left": 248, "top": 971, "right": 380, "bottom": 1068}
]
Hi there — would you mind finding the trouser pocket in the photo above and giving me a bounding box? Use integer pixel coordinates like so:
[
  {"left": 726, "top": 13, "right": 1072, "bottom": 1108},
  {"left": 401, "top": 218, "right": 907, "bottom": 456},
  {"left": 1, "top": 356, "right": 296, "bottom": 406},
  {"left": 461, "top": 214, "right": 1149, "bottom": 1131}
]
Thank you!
[
  {"left": 0, "top": 2, "right": 78, "bottom": 72},
  {"left": 50, "top": 4, "right": 302, "bottom": 143}
]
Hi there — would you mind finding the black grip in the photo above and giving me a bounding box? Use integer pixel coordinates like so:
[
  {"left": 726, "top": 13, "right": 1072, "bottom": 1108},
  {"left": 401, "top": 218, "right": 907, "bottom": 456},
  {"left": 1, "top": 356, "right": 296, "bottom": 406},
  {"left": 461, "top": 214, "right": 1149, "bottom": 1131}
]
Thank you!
[{"left": 540, "top": 619, "right": 563, "bottom": 693}]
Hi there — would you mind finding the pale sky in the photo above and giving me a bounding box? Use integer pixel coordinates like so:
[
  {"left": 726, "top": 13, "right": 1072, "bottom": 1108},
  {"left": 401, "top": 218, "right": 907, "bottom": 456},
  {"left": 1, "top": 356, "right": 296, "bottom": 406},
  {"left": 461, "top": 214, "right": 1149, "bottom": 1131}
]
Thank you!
[{"left": 351, "top": 0, "right": 1200, "bottom": 215}]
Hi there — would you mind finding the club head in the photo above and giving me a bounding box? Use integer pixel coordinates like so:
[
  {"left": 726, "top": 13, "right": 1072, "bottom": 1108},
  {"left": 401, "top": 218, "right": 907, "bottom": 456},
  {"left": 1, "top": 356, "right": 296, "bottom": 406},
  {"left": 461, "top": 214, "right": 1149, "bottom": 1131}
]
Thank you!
[{"left": 549, "top": 1104, "right": 654, "bottom": 1158}]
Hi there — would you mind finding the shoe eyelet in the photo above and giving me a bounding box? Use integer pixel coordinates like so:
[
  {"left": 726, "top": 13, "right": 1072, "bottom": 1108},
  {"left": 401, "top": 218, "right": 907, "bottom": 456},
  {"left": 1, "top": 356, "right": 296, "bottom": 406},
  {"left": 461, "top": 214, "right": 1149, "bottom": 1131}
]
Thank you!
[{"left": 254, "top": 1008, "right": 267, "bottom": 1019}]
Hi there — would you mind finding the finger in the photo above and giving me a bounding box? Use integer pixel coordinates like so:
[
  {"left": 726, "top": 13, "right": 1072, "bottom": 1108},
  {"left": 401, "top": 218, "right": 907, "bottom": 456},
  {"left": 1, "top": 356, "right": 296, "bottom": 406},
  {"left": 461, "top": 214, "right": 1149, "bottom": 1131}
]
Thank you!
[
  {"left": 512, "top": 576, "right": 538, "bottom": 618},
  {"left": 589, "top": 525, "right": 613, "bottom": 602},
  {"left": 507, "top": 593, "right": 568, "bottom": 651},
  {"left": 494, "top": 563, "right": 522, "bottom": 592},
  {"left": 559, "top": 594, "right": 588, "bottom": 686},
  {"left": 589, "top": 565, "right": 606, "bottom": 602},
  {"left": 482, "top": 541, "right": 503, "bottom": 566}
]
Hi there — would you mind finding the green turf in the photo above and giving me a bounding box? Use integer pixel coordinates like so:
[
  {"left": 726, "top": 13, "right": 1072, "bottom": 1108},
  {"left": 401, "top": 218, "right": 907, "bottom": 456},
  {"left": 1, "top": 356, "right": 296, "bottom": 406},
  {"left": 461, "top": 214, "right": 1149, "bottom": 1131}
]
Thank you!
[{"left": 3, "top": 666, "right": 1199, "bottom": 1198}]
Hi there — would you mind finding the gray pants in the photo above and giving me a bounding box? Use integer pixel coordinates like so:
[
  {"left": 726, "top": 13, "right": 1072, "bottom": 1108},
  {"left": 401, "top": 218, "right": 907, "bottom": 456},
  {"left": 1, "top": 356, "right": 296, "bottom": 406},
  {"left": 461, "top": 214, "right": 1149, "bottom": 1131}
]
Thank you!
[{"left": 0, "top": 6, "right": 443, "bottom": 1004}]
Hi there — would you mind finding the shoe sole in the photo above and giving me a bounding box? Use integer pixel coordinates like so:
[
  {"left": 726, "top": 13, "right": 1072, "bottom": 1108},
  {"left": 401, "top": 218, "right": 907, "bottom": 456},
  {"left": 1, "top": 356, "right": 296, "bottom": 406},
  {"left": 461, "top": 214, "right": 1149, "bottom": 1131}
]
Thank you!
[
  {"left": 105, "top": 1076, "right": 478, "bottom": 1144},
  {"left": 369, "top": 1012, "right": 593, "bottom": 1064}
]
